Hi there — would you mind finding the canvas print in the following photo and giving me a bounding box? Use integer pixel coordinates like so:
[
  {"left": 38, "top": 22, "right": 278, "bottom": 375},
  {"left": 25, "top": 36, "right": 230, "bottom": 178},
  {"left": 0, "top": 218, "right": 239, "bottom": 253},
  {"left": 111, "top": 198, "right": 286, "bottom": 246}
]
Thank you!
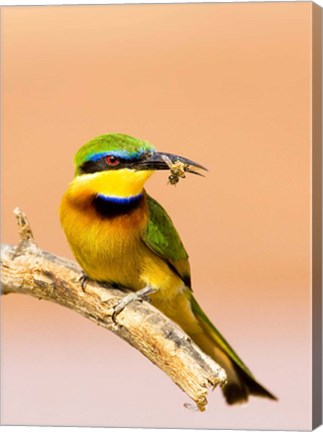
[{"left": 1, "top": 2, "right": 322, "bottom": 430}]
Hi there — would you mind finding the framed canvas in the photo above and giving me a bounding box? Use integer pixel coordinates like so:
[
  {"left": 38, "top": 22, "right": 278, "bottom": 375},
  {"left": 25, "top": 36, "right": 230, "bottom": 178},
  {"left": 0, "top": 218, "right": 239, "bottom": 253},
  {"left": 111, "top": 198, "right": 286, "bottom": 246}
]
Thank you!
[{"left": 1, "top": 1, "right": 322, "bottom": 431}]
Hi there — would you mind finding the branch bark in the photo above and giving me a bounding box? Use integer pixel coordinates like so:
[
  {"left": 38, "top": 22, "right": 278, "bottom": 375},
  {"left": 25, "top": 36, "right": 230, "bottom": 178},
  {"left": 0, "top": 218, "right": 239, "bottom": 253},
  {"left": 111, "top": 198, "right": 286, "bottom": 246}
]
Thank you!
[{"left": 1, "top": 208, "right": 226, "bottom": 411}]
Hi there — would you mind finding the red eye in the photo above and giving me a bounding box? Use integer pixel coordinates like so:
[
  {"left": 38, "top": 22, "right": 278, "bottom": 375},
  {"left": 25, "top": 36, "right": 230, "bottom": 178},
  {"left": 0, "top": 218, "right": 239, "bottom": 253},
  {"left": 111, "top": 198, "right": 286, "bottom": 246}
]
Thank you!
[{"left": 106, "top": 155, "right": 120, "bottom": 167}]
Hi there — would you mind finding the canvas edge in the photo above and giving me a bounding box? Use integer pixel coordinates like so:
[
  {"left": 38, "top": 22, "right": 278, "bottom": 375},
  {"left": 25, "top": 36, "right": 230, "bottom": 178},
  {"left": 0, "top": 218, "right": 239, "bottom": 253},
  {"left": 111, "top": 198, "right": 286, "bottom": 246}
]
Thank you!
[{"left": 312, "top": 1, "right": 323, "bottom": 430}]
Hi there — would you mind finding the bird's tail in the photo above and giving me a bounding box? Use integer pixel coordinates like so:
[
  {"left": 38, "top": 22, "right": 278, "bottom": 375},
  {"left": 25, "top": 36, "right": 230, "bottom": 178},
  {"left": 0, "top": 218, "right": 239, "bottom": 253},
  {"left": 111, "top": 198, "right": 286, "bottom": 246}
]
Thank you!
[{"left": 189, "top": 295, "right": 277, "bottom": 405}]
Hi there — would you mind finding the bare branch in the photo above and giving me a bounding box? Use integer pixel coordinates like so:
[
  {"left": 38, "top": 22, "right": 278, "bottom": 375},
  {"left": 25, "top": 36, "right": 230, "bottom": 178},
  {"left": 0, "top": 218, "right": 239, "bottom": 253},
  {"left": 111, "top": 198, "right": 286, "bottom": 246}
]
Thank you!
[
  {"left": 1, "top": 209, "right": 226, "bottom": 411},
  {"left": 14, "top": 207, "right": 35, "bottom": 242}
]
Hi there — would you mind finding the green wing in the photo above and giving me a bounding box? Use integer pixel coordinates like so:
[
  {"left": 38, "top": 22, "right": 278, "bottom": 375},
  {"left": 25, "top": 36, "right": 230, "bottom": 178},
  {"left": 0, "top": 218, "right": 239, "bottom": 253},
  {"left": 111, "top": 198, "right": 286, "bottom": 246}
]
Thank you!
[{"left": 142, "top": 195, "right": 191, "bottom": 288}]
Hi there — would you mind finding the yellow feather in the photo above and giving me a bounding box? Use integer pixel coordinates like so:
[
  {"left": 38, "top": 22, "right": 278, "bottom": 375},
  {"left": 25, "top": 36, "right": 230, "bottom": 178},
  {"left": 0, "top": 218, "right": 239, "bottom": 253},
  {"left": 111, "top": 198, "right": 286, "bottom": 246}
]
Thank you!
[{"left": 67, "top": 169, "right": 154, "bottom": 199}]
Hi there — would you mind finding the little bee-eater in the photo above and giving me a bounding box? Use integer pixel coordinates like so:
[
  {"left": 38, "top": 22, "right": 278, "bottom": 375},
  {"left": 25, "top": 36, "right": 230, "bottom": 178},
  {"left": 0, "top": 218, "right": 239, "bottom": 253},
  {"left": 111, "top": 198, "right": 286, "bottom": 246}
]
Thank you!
[{"left": 60, "top": 133, "right": 276, "bottom": 405}]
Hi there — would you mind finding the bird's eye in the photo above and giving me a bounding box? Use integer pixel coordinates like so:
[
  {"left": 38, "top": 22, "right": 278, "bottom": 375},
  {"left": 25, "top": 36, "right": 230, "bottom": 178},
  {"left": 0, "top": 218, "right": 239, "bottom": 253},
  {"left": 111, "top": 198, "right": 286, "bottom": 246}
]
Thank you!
[{"left": 106, "top": 155, "right": 120, "bottom": 167}]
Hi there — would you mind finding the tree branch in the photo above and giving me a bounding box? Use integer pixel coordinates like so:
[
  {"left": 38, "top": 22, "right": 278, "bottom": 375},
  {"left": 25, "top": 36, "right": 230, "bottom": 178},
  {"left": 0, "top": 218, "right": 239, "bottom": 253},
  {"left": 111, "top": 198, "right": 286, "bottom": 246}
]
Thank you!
[{"left": 1, "top": 208, "right": 226, "bottom": 412}]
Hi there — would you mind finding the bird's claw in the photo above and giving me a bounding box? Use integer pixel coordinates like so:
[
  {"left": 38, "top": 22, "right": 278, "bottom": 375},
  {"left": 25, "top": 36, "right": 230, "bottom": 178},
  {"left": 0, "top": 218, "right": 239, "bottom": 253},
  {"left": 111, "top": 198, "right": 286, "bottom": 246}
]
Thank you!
[
  {"left": 79, "top": 272, "right": 89, "bottom": 292},
  {"left": 112, "top": 285, "right": 158, "bottom": 323}
]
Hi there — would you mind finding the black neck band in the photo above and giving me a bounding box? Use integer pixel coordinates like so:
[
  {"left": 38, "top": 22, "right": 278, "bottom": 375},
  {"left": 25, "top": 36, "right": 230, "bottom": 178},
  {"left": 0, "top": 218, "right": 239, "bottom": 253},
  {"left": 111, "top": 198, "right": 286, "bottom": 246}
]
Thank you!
[{"left": 93, "top": 193, "right": 144, "bottom": 218}]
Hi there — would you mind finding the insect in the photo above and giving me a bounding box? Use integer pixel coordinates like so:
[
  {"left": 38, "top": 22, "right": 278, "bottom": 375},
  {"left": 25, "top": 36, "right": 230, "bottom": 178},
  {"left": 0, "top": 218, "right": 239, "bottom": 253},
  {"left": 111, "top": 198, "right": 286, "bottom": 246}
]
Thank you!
[{"left": 161, "top": 155, "right": 188, "bottom": 185}]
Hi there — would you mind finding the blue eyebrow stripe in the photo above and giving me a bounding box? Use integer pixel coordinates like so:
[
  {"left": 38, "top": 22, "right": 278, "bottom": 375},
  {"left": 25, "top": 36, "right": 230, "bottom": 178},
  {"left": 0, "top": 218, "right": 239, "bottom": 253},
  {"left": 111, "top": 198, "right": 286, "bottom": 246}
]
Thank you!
[{"left": 86, "top": 149, "right": 150, "bottom": 162}]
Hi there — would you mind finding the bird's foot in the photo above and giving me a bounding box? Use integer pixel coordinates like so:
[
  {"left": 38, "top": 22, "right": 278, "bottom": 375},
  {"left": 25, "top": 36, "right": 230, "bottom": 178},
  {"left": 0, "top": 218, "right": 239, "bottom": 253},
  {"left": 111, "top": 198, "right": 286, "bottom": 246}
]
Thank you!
[
  {"left": 79, "top": 272, "right": 89, "bottom": 292},
  {"left": 112, "top": 285, "right": 158, "bottom": 322}
]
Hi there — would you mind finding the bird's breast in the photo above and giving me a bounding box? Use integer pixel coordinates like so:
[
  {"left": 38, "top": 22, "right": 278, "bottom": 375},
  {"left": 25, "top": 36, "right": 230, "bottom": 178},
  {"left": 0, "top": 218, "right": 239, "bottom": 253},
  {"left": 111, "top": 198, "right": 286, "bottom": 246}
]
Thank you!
[{"left": 60, "top": 189, "right": 149, "bottom": 287}]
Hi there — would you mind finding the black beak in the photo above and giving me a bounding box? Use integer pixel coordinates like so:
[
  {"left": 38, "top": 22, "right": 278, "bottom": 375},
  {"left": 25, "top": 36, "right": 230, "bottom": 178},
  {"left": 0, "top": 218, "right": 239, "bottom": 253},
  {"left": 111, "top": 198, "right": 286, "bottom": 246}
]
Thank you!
[{"left": 136, "top": 151, "right": 208, "bottom": 176}]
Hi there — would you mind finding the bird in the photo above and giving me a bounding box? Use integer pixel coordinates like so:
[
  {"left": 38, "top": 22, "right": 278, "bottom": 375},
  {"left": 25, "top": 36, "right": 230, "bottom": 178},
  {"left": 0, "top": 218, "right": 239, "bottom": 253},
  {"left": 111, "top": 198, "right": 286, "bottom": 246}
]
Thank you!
[{"left": 60, "top": 133, "right": 277, "bottom": 405}]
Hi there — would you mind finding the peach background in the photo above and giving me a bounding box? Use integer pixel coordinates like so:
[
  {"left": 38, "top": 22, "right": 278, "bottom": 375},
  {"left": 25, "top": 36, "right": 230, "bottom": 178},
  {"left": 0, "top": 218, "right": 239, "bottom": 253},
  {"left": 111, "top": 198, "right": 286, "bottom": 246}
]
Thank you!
[{"left": 1, "top": 3, "right": 313, "bottom": 429}]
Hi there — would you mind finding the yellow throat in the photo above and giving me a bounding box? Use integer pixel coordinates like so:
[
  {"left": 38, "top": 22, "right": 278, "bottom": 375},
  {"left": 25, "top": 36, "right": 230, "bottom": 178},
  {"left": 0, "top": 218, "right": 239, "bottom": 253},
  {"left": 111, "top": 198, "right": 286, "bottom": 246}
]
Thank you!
[{"left": 67, "top": 168, "right": 154, "bottom": 200}]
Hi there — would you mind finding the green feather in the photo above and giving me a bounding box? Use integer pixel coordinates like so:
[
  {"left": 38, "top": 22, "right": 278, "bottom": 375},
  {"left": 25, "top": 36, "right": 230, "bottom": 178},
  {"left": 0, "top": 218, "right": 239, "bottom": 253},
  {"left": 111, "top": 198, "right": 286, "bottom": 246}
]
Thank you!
[
  {"left": 74, "top": 133, "right": 155, "bottom": 171},
  {"left": 142, "top": 195, "right": 191, "bottom": 287}
]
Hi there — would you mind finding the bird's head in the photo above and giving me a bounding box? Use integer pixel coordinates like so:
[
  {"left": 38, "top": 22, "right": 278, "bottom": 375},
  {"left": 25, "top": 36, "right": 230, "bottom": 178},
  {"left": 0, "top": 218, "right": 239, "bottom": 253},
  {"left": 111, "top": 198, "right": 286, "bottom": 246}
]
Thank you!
[{"left": 70, "top": 133, "right": 206, "bottom": 200}]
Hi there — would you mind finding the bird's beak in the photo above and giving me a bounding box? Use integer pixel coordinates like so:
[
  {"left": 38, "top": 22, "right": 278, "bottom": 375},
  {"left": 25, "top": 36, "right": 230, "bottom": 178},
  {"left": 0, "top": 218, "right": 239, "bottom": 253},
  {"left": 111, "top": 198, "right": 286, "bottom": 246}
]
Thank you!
[{"left": 136, "top": 151, "right": 208, "bottom": 176}]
